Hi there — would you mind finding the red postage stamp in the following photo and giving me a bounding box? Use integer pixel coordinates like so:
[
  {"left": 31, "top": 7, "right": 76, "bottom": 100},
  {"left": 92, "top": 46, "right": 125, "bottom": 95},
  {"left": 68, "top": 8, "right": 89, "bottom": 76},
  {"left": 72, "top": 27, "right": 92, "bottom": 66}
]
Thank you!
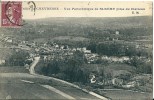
[{"left": 1, "top": 1, "right": 22, "bottom": 27}]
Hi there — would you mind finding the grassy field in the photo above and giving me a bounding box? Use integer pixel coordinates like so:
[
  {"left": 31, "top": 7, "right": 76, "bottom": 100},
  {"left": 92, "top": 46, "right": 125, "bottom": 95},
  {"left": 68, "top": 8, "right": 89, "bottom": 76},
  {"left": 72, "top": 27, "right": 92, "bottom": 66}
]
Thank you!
[
  {"left": 0, "top": 67, "right": 28, "bottom": 73},
  {"left": 81, "top": 63, "right": 135, "bottom": 75},
  {"left": 0, "top": 48, "right": 14, "bottom": 59}
]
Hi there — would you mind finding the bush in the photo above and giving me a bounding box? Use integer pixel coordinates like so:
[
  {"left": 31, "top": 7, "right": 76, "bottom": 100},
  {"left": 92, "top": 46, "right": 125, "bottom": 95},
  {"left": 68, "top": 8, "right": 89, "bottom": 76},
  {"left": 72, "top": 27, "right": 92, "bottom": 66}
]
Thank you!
[{"left": 129, "top": 56, "right": 152, "bottom": 74}]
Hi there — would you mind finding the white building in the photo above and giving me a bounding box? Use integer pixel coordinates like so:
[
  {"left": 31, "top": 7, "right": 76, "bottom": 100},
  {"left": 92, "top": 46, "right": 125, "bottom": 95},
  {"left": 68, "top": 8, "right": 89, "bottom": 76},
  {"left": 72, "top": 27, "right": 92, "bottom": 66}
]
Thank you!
[
  {"left": 0, "top": 60, "right": 5, "bottom": 65},
  {"left": 115, "top": 31, "right": 120, "bottom": 35}
]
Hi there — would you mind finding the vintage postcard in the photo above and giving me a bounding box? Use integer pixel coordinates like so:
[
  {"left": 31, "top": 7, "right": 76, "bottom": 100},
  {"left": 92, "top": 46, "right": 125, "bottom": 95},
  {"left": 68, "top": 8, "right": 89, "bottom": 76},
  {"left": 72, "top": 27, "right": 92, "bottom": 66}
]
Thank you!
[{"left": 0, "top": 1, "right": 153, "bottom": 100}]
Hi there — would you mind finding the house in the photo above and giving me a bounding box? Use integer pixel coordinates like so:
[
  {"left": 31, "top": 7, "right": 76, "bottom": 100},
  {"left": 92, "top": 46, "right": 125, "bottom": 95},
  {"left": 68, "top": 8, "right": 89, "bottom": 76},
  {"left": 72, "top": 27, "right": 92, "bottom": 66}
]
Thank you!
[
  {"left": 6, "top": 38, "right": 13, "bottom": 43},
  {"left": 121, "top": 56, "right": 129, "bottom": 61},
  {"left": 122, "top": 81, "right": 139, "bottom": 88},
  {"left": 72, "top": 48, "right": 76, "bottom": 51},
  {"left": 81, "top": 47, "right": 91, "bottom": 54},
  {"left": 35, "top": 48, "right": 39, "bottom": 52},
  {"left": 55, "top": 45, "right": 59, "bottom": 48},
  {"left": 43, "top": 56, "right": 48, "bottom": 61},
  {"left": 60, "top": 46, "right": 64, "bottom": 49},
  {"left": 83, "top": 50, "right": 91, "bottom": 54},
  {"left": 115, "top": 31, "right": 120, "bottom": 35},
  {"left": 82, "top": 47, "right": 86, "bottom": 51},
  {"left": 77, "top": 48, "right": 82, "bottom": 51},
  {"left": 0, "top": 60, "right": 5, "bottom": 65},
  {"left": 4, "top": 37, "right": 13, "bottom": 43},
  {"left": 112, "top": 78, "right": 123, "bottom": 86}
]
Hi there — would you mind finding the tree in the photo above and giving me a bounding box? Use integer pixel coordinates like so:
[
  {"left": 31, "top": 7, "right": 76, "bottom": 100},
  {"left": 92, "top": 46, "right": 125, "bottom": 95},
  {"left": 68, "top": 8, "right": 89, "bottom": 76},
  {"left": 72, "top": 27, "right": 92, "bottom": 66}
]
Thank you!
[
  {"left": 46, "top": 60, "right": 60, "bottom": 75},
  {"left": 125, "top": 45, "right": 137, "bottom": 57},
  {"left": 73, "top": 50, "right": 86, "bottom": 65},
  {"left": 129, "top": 56, "right": 152, "bottom": 74},
  {"left": 87, "top": 42, "right": 97, "bottom": 53},
  {"left": 62, "top": 51, "right": 89, "bottom": 83},
  {"left": 6, "top": 50, "right": 29, "bottom": 66}
]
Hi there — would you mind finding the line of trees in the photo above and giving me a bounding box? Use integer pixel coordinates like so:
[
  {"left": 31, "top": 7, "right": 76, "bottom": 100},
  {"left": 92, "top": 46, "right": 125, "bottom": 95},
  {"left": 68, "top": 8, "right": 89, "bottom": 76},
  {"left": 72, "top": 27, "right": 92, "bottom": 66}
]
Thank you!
[{"left": 87, "top": 41, "right": 151, "bottom": 57}]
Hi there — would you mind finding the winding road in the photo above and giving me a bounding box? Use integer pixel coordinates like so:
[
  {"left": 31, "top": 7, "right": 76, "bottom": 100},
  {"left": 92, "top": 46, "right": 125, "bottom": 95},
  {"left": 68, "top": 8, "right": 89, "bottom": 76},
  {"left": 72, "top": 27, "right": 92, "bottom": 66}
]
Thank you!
[{"left": 0, "top": 57, "right": 108, "bottom": 100}]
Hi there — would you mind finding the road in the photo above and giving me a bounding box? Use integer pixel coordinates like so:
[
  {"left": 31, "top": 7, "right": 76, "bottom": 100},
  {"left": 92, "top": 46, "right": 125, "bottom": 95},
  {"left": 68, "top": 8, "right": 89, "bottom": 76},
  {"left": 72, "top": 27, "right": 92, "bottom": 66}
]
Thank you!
[
  {"left": 0, "top": 73, "right": 105, "bottom": 99},
  {"left": 29, "top": 56, "right": 40, "bottom": 75},
  {"left": 0, "top": 57, "right": 108, "bottom": 100}
]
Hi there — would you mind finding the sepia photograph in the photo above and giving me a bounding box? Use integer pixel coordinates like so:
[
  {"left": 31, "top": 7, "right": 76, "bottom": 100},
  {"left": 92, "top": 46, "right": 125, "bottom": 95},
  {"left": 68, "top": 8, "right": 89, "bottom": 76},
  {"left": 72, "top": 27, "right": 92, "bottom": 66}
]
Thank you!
[{"left": 0, "top": 1, "right": 153, "bottom": 100}]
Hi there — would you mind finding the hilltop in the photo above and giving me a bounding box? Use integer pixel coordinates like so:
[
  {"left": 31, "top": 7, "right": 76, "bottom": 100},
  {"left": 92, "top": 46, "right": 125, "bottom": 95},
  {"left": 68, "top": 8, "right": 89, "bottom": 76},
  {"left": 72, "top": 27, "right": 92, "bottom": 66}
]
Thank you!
[{"left": 0, "top": 16, "right": 152, "bottom": 42}]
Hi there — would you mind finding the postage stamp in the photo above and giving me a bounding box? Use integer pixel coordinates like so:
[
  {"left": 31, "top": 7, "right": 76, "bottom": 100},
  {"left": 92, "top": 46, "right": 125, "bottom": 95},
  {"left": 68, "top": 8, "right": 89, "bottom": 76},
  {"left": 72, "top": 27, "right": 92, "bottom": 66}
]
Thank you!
[{"left": 1, "top": 1, "right": 22, "bottom": 27}]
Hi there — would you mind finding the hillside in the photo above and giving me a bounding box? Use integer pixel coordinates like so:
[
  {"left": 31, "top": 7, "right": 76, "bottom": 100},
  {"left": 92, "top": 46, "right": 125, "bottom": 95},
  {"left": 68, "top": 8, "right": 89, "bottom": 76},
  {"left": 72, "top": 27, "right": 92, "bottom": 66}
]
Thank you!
[
  {"left": 0, "top": 16, "right": 152, "bottom": 42},
  {"left": 26, "top": 16, "right": 152, "bottom": 29}
]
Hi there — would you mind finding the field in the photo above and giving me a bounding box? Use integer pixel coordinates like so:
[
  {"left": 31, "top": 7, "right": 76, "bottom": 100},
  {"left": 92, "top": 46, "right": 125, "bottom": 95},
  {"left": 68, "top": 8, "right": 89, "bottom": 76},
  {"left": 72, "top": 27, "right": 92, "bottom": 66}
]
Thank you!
[
  {"left": 0, "top": 48, "right": 14, "bottom": 59},
  {"left": 53, "top": 36, "right": 89, "bottom": 42},
  {"left": 99, "top": 89, "right": 152, "bottom": 100},
  {"left": 0, "top": 67, "right": 28, "bottom": 73},
  {"left": 81, "top": 63, "right": 136, "bottom": 75}
]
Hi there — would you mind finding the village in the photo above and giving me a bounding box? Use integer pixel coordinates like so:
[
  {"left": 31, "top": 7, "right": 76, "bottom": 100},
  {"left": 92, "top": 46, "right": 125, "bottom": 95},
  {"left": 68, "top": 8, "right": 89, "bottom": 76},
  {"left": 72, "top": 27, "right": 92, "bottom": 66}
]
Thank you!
[{"left": 0, "top": 33, "right": 152, "bottom": 93}]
